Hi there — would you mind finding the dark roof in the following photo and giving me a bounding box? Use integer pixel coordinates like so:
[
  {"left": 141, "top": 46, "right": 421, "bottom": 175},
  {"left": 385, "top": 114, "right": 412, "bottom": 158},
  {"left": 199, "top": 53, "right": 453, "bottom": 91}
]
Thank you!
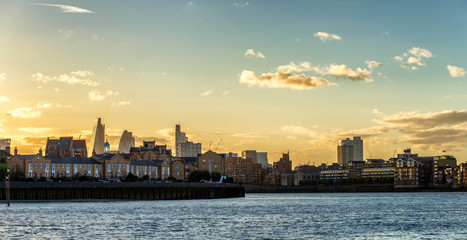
[
  {"left": 93, "top": 153, "right": 118, "bottom": 160},
  {"left": 46, "top": 157, "right": 102, "bottom": 164},
  {"left": 16, "top": 154, "right": 37, "bottom": 159},
  {"left": 130, "top": 159, "right": 156, "bottom": 166},
  {"left": 180, "top": 157, "right": 197, "bottom": 163},
  {"left": 152, "top": 159, "right": 164, "bottom": 164},
  {"left": 72, "top": 139, "right": 87, "bottom": 149}
]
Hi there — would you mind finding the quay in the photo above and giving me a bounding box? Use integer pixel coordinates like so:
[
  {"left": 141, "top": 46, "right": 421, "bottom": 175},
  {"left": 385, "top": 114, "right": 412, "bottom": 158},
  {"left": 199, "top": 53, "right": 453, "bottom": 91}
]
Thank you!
[{"left": 0, "top": 182, "right": 245, "bottom": 201}]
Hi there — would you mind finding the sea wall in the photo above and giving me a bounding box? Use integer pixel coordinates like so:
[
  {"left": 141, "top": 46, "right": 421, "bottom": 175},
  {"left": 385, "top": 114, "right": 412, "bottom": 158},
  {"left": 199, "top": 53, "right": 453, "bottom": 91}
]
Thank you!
[
  {"left": 244, "top": 184, "right": 395, "bottom": 193},
  {"left": 0, "top": 182, "right": 245, "bottom": 201}
]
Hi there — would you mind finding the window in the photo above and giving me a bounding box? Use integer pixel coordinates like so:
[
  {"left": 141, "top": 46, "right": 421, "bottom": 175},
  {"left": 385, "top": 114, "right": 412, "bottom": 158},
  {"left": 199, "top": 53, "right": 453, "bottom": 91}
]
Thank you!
[
  {"left": 35, "top": 162, "right": 37, "bottom": 168},
  {"left": 40, "top": 163, "right": 43, "bottom": 168}
]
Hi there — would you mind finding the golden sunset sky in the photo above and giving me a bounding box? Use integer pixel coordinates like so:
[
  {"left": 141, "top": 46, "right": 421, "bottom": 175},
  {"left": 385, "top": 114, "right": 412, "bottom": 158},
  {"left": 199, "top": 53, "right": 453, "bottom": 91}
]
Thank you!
[{"left": 1, "top": 1, "right": 467, "bottom": 166}]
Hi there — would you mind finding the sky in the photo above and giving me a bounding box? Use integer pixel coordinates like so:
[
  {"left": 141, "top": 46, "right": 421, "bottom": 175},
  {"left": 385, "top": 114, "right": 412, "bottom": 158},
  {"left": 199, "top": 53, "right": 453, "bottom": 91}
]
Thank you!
[{"left": 1, "top": 0, "right": 467, "bottom": 166}]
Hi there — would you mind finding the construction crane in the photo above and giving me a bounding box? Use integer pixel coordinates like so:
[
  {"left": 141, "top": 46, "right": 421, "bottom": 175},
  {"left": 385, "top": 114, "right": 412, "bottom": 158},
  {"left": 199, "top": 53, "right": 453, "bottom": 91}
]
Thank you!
[
  {"left": 214, "top": 139, "right": 222, "bottom": 152},
  {"left": 392, "top": 149, "right": 397, "bottom": 158},
  {"left": 208, "top": 141, "right": 212, "bottom": 151}
]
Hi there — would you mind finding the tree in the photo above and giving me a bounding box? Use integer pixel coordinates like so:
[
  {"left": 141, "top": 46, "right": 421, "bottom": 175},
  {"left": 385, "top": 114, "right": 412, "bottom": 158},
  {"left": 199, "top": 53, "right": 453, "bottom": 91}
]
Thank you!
[
  {"left": 188, "top": 170, "right": 212, "bottom": 182},
  {"left": 0, "top": 163, "right": 9, "bottom": 181},
  {"left": 211, "top": 171, "right": 222, "bottom": 182},
  {"left": 142, "top": 175, "right": 150, "bottom": 182}
]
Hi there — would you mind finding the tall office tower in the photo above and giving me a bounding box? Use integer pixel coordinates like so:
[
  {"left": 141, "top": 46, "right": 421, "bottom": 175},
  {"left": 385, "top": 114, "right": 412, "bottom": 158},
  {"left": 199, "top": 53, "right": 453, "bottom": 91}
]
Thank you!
[
  {"left": 118, "top": 130, "right": 135, "bottom": 154},
  {"left": 91, "top": 118, "right": 105, "bottom": 155},
  {"left": 175, "top": 124, "right": 201, "bottom": 157},
  {"left": 256, "top": 152, "right": 269, "bottom": 168},
  {"left": 337, "top": 136, "right": 363, "bottom": 165},
  {"left": 242, "top": 150, "right": 258, "bottom": 162}
]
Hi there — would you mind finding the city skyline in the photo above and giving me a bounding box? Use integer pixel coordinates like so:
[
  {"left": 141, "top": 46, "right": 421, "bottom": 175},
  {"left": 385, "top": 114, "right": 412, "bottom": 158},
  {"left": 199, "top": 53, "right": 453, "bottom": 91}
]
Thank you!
[{"left": 1, "top": 1, "right": 467, "bottom": 166}]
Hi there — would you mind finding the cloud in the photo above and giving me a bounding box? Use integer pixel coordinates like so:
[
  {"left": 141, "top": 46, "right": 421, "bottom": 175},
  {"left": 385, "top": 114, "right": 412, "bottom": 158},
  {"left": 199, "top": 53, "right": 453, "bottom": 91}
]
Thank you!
[
  {"left": 314, "top": 32, "right": 342, "bottom": 42},
  {"left": 244, "top": 49, "right": 266, "bottom": 59},
  {"left": 7, "top": 107, "right": 42, "bottom": 119},
  {"left": 222, "top": 90, "right": 230, "bottom": 96},
  {"left": 394, "top": 47, "right": 433, "bottom": 70},
  {"left": 186, "top": 1, "right": 194, "bottom": 7},
  {"left": 35, "top": 4, "right": 94, "bottom": 13},
  {"left": 0, "top": 73, "right": 5, "bottom": 81},
  {"left": 447, "top": 65, "right": 466, "bottom": 77},
  {"left": 0, "top": 96, "right": 10, "bottom": 103},
  {"left": 240, "top": 60, "right": 381, "bottom": 90},
  {"left": 36, "top": 102, "right": 72, "bottom": 108},
  {"left": 280, "top": 125, "right": 316, "bottom": 137},
  {"left": 112, "top": 101, "right": 131, "bottom": 106},
  {"left": 326, "top": 64, "right": 373, "bottom": 82},
  {"left": 88, "top": 90, "right": 119, "bottom": 101},
  {"left": 18, "top": 127, "right": 54, "bottom": 134},
  {"left": 234, "top": 2, "right": 249, "bottom": 8},
  {"left": 380, "top": 110, "right": 467, "bottom": 129},
  {"left": 32, "top": 71, "right": 99, "bottom": 86},
  {"left": 232, "top": 133, "right": 269, "bottom": 138},
  {"left": 200, "top": 90, "right": 213, "bottom": 96},
  {"left": 239, "top": 70, "right": 336, "bottom": 90}
]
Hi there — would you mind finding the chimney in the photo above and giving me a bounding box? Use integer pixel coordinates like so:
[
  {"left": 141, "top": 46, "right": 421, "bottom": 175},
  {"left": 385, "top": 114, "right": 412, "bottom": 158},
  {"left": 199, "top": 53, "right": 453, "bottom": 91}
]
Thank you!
[
  {"left": 14, "top": 147, "right": 18, "bottom": 156},
  {"left": 39, "top": 148, "right": 43, "bottom": 156}
]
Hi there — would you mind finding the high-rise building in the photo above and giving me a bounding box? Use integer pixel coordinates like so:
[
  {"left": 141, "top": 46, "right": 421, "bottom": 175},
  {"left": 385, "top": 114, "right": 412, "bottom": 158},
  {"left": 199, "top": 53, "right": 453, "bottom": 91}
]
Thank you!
[
  {"left": 273, "top": 152, "right": 292, "bottom": 173},
  {"left": 0, "top": 138, "right": 11, "bottom": 155},
  {"left": 175, "top": 124, "right": 201, "bottom": 157},
  {"left": 242, "top": 150, "right": 257, "bottom": 163},
  {"left": 118, "top": 130, "right": 135, "bottom": 154},
  {"left": 91, "top": 118, "right": 105, "bottom": 155},
  {"left": 242, "top": 150, "right": 269, "bottom": 168},
  {"left": 337, "top": 136, "right": 363, "bottom": 165}
]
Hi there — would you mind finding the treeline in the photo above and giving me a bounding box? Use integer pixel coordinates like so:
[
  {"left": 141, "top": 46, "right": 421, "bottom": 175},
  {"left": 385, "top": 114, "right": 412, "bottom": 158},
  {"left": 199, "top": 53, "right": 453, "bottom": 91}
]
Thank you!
[{"left": 300, "top": 177, "right": 394, "bottom": 186}]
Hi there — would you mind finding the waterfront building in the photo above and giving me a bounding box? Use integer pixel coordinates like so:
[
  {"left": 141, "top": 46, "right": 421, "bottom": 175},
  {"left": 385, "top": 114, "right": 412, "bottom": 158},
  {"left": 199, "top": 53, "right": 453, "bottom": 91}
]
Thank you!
[
  {"left": 337, "top": 136, "right": 363, "bottom": 165},
  {"left": 45, "top": 137, "right": 88, "bottom": 158},
  {"left": 170, "top": 158, "right": 186, "bottom": 181},
  {"left": 395, "top": 158, "right": 423, "bottom": 188},
  {"left": 458, "top": 163, "right": 467, "bottom": 187},
  {"left": 47, "top": 157, "right": 103, "bottom": 179},
  {"left": 130, "top": 159, "right": 158, "bottom": 179},
  {"left": 433, "top": 155, "right": 457, "bottom": 186},
  {"left": 118, "top": 130, "right": 135, "bottom": 154},
  {"left": 197, "top": 150, "right": 225, "bottom": 174},
  {"left": 129, "top": 143, "right": 172, "bottom": 160},
  {"left": 362, "top": 159, "right": 395, "bottom": 180},
  {"left": 175, "top": 124, "right": 201, "bottom": 157},
  {"left": 93, "top": 153, "right": 130, "bottom": 180},
  {"left": 225, "top": 154, "right": 262, "bottom": 183},
  {"left": 273, "top": 153, "right": 292, "bottom": 173},
  {"left": 281, "top": 171, "right": 296, "bottom": 186},
  {"left": 320, "top": 169, "right": 361, "bottom": 183},
  {"left": 293, "top": 165, "right": 321, "bottom": 185},
  {"left": 90, "top": 118, "right": 106, "bottom": 155}
]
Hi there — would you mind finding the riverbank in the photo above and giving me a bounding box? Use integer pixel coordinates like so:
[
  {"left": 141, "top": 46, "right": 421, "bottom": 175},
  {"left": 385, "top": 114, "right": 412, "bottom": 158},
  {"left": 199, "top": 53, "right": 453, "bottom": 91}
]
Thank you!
[
  {"left": 244, "top": 184, "right": 467, "bottom": 193},
  {"left": 0, "top": 182, "right": 245, "bottom": 201}
]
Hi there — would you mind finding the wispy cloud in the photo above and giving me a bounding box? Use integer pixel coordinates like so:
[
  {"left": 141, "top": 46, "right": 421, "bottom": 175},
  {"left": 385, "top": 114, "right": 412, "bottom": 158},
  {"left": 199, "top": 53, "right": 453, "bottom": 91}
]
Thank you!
[
  {"left": 36, "top": 102, "right": 72, "bottom": 109},
  {"left": 112, "top": 101, "right": 131, "bottom": 106},
  {"left": 280, "top": 125, "right": 316, "bottom": 137},
  {"left": 35, "top": 4, "right": 94, "bottom": 13},
  {"left": 186, "top": 1, "right": 194, "bottom": 7},
  {"left": 0, "top": 96, "right": 10, "bottom": 103},
  {"left": 18, "top": 127, "right": 54, "bottom": 134},
  {"left": 394, "top": 47, "right": 433, "bottom": 70},
  {"left": 32, "top": 71, "right": 99, "bottom": 87},
  {"left": 7, "top": 107, "right": 42, "bottom": 119},
  {"left": 200, "top": 90, "right": 213, "bottom": 97},
  {"left": 222, "top": 90, "right": 230, "bottom": 96},
  {"left": 232, "top": 132, "right": 269, "bottom": 138},
  {"left": 314, "top": 32, "right": 342, "bottom": 42},
  {"left": 447, "top": 65, "right": 466, "bottom": 77},
  {"left": 244, "top": 49, "right": 266, "bottom": 59},
  {"left": 0, "top": 73, "right": 6, "bottom": 81},
  {"left": 88, "top": 90, "right": 119, "bottom": 101},
  {"left": 234, "top": 2, "right": 249, "bottom": 8}
]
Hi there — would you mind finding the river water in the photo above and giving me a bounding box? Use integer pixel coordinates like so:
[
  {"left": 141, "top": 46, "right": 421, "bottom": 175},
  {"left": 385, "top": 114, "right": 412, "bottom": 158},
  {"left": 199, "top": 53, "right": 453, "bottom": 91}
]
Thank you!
[{"left": 1, "top": 192, "right": 466, "bottom": 239}]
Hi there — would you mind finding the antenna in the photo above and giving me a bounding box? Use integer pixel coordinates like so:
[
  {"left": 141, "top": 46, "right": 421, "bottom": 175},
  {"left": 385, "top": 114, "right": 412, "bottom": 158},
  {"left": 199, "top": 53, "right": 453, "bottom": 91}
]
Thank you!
[{"left": 208, "top": 140, "right": 212, "bottom": 151}]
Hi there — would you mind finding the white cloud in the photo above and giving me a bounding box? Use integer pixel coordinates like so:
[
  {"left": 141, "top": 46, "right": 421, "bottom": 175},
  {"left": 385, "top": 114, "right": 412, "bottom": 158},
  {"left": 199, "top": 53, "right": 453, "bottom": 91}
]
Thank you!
[
  {"left": 0, "top": 73, "right": 6, "bottom": 81},
  {"left": 18, "top": 127, "right": 54, "bottom": 134},
  {"left": 222, "top": 90, "right": 230, "bottom": 96},
  {"left": 36, "top": 102, "right": 72, "bottom": 109},
  {"left": 88, "top": 90, "right": 119, "bottom": 101},
  {"left": 0, "top": 96, "right": 10, "bottom": 103},
  {"left": 447, "top": 65, "right": 466, "bottom": 77},
  {"left": 232, "top": 133, "right": 269, "bottom": 138},
  {"left": 314, "top": 32, "right": 342, "bottom": 42},
  {"left": 32, "top": 71, "right": 99, "bottom": 86},
  {"left": 112, "top": 101, "right": 131, "bottom": 106},
  {"left": 186, "top": 1, "right": 194, "bottom": 7},
  {"left": 7, "top": 107, "right": 41, "bottom": 119},
  {"left": 326, "top": 64, "right": 373, "bottom": 82},
  {"left": 36, "top": 102, "right": 53, "bottom": 109},
  {"left": 394, "top": 47, "right": 433, "bottom": 70},
  {"left": 234, "top": 2, "right": 249, "bottom": 8},
  {"left": 35, "top": 4, "right": 94, "bottom": 13},
  {"left": 200, "top": 90, "right": 213, "bottom": 97},
  {"left": 244, "top": 49, "right": 266, "bottom": 59},
  {"left": 239, "top": 70, "right": 336, "bottom": 90},
  {"left": 280, "top": 125, "right": 316, "bottom": 137},
  {"left": 365, "top": 60, "right": 383, "bottom": 70}
]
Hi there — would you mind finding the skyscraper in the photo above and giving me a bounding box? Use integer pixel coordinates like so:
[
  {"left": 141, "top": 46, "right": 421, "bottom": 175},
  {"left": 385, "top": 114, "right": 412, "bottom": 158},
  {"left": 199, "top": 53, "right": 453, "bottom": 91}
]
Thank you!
[
  {"left": 337, "top": 136, "right": 363, "bottom": 165},
  {"left": 118, "top": 130, "right": 135, "bottom": 154},
  {"left": 91, "top": 118, "right": 105, "bottom": 155},
  {"left": 175, "top": 124, "right": 201, "bottom": 157}
]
